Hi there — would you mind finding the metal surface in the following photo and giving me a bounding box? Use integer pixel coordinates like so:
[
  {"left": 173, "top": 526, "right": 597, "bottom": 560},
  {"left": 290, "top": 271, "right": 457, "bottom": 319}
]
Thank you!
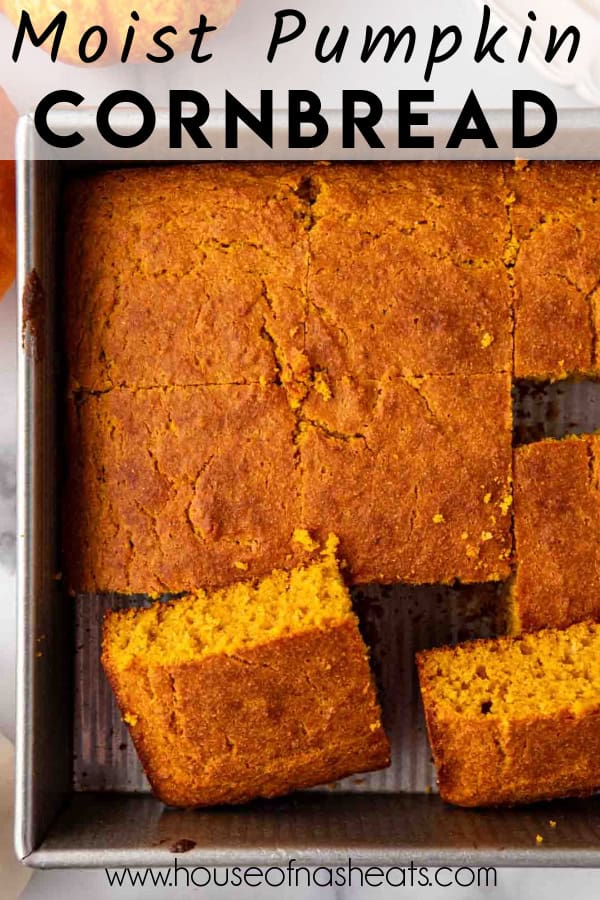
[{"left": 15, "top": 112, "right": 600, "bottom": 868}]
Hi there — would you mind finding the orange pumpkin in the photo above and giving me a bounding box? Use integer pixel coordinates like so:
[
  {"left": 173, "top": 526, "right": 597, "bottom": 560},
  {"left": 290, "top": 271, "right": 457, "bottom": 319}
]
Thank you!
[
  {"left": 0, "top": 87, "right": 17, "bottom": 299},
  {"left": 3, "top": 0, "right": 241, "bottom": 65}
]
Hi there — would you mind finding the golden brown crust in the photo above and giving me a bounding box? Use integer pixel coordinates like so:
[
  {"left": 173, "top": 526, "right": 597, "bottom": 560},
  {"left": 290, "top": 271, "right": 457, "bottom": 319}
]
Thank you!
[
  {"left": 66, "top": 161, "right": 600, "bottom": 594},
  {"left": 65, "top": 384, "right": 302, "bottom": 595},
  {"left": 102, "top": 619, "right": 390, "bottom": 807},
  {"left": 301, "top": 373, "right": 513, "bottom": 585},
  {"left": 507, "top": 161, "right": 600, "bottom": 379},
  {"left": 307, "top": 162, "right": 513, "bottom": 379},
  {"left": 513, "top": 436, "right": 600, "bottom": 633},
  {"left": 65, "top": 163, "right": 311, "bottom": 392}
]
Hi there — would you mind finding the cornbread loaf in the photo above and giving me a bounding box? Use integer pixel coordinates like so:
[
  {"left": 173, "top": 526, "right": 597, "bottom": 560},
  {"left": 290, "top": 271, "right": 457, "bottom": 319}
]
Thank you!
[
  {"left": 65, "top": 164, "right": 311, "bottom": 396},
  {"left": 66, "top": 161, "right": 600, "bottom": 594},
  {"left": 102, "top": 538, "right": 390, "bottom": 807},
  {"left": 510, "top": 435, "right": 600, "bottom": 634},
  {"left": 417, "top": 621, "right": 600, "bottom": 807}
]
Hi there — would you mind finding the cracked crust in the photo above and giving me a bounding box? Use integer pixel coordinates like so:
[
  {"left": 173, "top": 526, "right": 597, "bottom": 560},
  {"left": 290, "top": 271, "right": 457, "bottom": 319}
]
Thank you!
[
  {"left": 512, "top": 435, "right": 600, "bottom": 633},
  {"left": 65, "top": 164, "right": 311, "bottom": 393},
  {"left": 301, "top": 373, "right": 513, "bottom": 585},
  {"left": 306, "top": 162, "right": 513, "bottom": 380},
  {"left": 65, "top": 384, "right": 302, "bottom": 595},
  {"left": 66, "top": 371, "right": 513, "bottom": 593},
  {"left": 506, "top": 161, "right": 600, "bottom": 379},
  {"left": 102, "top": 614, "right": 390, "bottom": 807}
]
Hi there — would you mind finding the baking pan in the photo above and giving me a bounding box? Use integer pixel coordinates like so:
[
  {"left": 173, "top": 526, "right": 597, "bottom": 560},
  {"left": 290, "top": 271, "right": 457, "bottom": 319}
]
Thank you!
[{"left": 15, "top": 111, "right": 600, "bottom": 868}]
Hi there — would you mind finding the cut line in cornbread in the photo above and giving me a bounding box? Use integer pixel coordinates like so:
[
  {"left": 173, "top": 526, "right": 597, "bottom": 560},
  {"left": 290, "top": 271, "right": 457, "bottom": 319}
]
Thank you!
[
  {"left": 102, "top": 537, "right": 390, "bottom": 807},
  {"left": 511, "top": 434, "right": 600, "bottom": 633},
  {"left": 417, "top": 621, "right": 600, "bottom": 807},
  {"left": 66, "top": 161, "right": 600, "bottom": 596}
]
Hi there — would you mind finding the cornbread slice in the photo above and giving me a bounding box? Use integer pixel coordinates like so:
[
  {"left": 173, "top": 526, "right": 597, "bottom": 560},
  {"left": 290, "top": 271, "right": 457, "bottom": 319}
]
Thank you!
[
  {"left": 306, "top": 162, "right": 513, "bottom": 379},
  {"left": 65, "top": 164, "right": 311, "bottom": 393},
  {"left": 417, "top": 621, "right": 600, "bottom": 807},
  {"left": 510, "top": 435, "right": 600, "bottom": 633},
  {"left": 301, "top": 373, "right": 513, "bottom": 584},
  {"left": 102, "top": 539, "right": 390, "bottom": 807},
  {"left": 508, "top": 161, "right": 600, "bottom": 380},
  {"left": 66, "top": 384, "right": 302, "bottom": 595}
]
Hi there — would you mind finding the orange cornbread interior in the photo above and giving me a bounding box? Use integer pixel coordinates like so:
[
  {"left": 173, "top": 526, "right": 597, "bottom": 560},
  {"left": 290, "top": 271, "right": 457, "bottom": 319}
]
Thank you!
[
  {"left": 419, "top": 621, "right": 600, "bottom": 719},
  {"left": 104, "top": 535, "right": 354, "bottom": 671}
]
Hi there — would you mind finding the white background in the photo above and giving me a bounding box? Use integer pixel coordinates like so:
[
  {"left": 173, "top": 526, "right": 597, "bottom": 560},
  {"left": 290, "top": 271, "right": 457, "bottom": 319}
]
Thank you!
[{"left": 2, "top": 0, "right": 600, "bottom": 895}]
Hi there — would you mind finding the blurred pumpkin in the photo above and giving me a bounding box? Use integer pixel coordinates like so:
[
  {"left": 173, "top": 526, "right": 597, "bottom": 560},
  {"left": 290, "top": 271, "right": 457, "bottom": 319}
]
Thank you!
[
  {"left": 3, "top": 0, "right": 241, "bottom": 65},
  {"left": 0, "top": 87, "right": 17, "bottom": 299}
]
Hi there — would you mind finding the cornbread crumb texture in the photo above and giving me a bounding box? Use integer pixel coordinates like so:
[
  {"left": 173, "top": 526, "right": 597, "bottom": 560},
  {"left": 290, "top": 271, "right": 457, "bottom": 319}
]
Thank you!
[
  {"left": 417, "top": 621, "right": 600, "bottom": 807},
  {"left": 66, "top": 384, "right": 302, "bottom": 595},
  {"left": 512, "top": 435, "right": 600, "bottom": 634},
  {"left": 508, "top": 162, "right": 600, "bottom": 380},
  {"left": 301, "top": 373, "right": 513, "bottom": 585},
  {"left": 102, "top": 547, "right": 390, "bottom": 807}
]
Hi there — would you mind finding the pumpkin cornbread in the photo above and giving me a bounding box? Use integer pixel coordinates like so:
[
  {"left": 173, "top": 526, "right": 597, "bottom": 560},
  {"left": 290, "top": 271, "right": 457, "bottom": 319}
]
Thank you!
[
  {"left": 66, "top": 373, "right": 513, "bottom": 594},
  {"left": 301, "top": 373, "right": 513, "bottom": 585},
  {"left": 306, "top": 162, "right": 513, "bottom": 379},
  {"left": 66, "top": 161, "right": 600, "bottom": 595},
  {"left": 507, "top": 161, "right": 600, "bottom": 380},
  {"left": 417, "top": 621, "right": 600, "bottom": 807},
  {"left": 510, "top": 435, "right": 600, "bottom": 634},
  {"left": 66, "top": 384, "right": 301, "bottom": 596},
  {"left": 102, "top": 538, "right": 390, "bottom": 807},
  {"left": 65, "top": 164, "right": 311, "bottom": 396}
]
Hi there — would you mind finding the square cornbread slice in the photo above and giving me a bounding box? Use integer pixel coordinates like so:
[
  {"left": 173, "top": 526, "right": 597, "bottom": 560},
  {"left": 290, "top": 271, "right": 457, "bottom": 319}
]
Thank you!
[
  {"left": 305, "top": 162, "right": 513, "bottom": 380},
  {"left": 417, "top": 621, "right": 600, "bottom": 807},
  {"left": 102, "top": 538, "right": 390, "bottom": 807},
  {"left": 66, "top": 384, "right": 302, "bottom": 595},
  {"left": 508, "top": 161, "right": 600, "bottom": 380},
  {"left": 65, "top": 164, "right": 311, "bottom": 394},
  {"left": 300, "top": 373, "right": 513, "bottom": 585},
  {"left": 510, "top": 435, "right": 600, "bottom": 633}
]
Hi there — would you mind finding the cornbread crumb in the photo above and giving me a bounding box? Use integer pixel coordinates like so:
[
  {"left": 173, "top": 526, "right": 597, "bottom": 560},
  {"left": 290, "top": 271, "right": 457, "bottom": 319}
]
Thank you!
[
  {"left": 549, "top": 820, "right": 557, "bottom": 828},
  {"left": 483, "top": 493, "right": 492, "bottom": 504},
  {"left": 536, "top": 835, "right": 544, "bottom": 845},
  {"left": 481, "top": 531, "right": 493, "bottom": 542},
  {"left": 433, "top": 514, "right": 445, "bottom": 524},
  {"left": 418, "top": 621, "right": 600, "bottom": 807},
  {"left": 233, "top": 561, "right": 248, "bottom": 571},
  {"left": 292, "top": 528, "right": 320, "bottom": 553},
  {"left": 102, "top": 540, "right": 390, "bottom": 807},
  {"left": 480, "top": 333, "right": 494, "bottom": 349},
  {"left": 313, "top": 371, "right": 332, "bottom": 401}
]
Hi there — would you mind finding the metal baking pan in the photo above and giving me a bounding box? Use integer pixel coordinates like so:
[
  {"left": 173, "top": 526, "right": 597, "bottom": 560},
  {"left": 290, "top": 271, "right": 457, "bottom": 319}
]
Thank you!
[{"left": 15, "top": 110, "right": 600, "bottom": 868}]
